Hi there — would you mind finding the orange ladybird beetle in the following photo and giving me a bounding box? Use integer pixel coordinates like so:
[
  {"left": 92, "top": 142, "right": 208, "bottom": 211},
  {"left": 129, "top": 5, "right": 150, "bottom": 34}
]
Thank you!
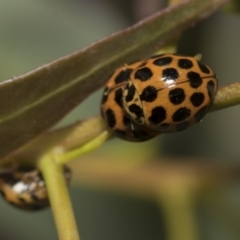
[{"left": 101, "top": 53, "right": 218, "bottom": 140}]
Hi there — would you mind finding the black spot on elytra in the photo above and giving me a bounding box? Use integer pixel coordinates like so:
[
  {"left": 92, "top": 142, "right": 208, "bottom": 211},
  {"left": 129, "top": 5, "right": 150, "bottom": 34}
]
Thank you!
[
  {"left": 124, "top": 83, "right": 136, "bottom": 102},
  {"left": 105, "top": 109, "right": 116, "bottom": 128},
  {"left": 128, "top": 104, "right": 144, "bottom": 120},
  {"left": 134, "top": 67, "right": 153, "bottom": 81},
  {"left": 172, "top": 107, "right": 191, "bottom": 122},
  {"left": 153, "top": 56, "right": 172, "bottom": 66},
  {"left": 0, "top": 174, "right": 19, "bottom": 186},
  {"left": 190, "top": 92, "right": 205, "bottom": 107},
  {"left": 207, "top": 80, "right": 216, "bottom": 100},
  {"left": 194, "top": 105, "right": 208, "bottom": 122},
  {"left": 197, "top": 61, "right": 210, "bottom": 74},
  {"left": 140, "top": 86, "right": 158, "bottom": 102},
  {"left": 114, "top": 88, "right": 123, "bottom": 107},
  {"left": 162, "top": 68, "right": 179, "bottom": 81},
  {"left": 187, "top": 71, "right": 202, "bottom": 88},
  {"left": 148, "top": 106, "right": 166, "bottom": 124},
  {"left": 176, "top": 121, "right": 190, "bottom": 131},
  {"left": 115, "top": 69, "right": 133, "bottom": 84},
  {"left": 168, "top": 88, "right": 185, "bottom": 105},
  {"left": 178, "top": 59, "right": 193, "bottom": 69}
]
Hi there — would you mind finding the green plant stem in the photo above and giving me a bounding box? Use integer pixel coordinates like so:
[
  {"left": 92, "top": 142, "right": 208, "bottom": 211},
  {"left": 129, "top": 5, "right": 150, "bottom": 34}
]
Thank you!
[
  {"left": 39, "top": 153, "right": 80, "bottom": 240},
  {"left": 210, "top": 82, "right": 240, "bottom": 112},
  {"left": 59, "top": 130, "right": 112, "bottom": 164}
]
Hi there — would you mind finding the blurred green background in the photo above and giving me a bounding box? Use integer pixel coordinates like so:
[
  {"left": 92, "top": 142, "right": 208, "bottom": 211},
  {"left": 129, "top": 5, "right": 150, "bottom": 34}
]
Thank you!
[{"left": 0, "top": 0, "right": 240, "bottom": 240}]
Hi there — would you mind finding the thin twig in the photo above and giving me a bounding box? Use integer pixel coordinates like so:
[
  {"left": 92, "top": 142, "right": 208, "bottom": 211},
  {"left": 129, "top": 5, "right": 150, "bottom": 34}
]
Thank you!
[{"left": 210, "top": 82, "right": 240, "bottom": 112}]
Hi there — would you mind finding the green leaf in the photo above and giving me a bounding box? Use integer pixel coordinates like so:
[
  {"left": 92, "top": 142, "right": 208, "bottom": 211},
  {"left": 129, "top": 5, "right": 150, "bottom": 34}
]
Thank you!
[{"left": 0, "top": 0, "right": 229, "bottom": 158}]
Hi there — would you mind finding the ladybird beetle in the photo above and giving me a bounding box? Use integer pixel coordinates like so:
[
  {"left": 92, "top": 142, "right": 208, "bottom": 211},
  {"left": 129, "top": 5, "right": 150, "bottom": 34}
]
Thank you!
[
  {"left": 101, "top": 62, "right": 159, "bottom": 141},
  {"left": 0, "top": 165, "right": 71, "bottom": 211},
  {"left": 122, "top": 54, "right": 218, "bottom": 132}
]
